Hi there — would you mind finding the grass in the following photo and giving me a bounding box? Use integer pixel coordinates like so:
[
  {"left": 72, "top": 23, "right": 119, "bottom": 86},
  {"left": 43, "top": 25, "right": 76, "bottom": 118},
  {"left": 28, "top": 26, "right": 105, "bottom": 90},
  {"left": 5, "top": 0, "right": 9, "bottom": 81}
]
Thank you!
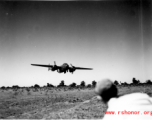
[{"left": 0, "top": 85, "right": 152, "bottom": 119}]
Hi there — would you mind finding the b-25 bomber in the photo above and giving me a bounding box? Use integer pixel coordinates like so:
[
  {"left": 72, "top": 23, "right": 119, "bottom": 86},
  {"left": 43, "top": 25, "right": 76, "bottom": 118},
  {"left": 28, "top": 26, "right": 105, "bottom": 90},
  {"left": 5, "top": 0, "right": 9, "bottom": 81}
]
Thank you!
[{"left": 31, "top": 61, "right": 93, "bottom": 74}]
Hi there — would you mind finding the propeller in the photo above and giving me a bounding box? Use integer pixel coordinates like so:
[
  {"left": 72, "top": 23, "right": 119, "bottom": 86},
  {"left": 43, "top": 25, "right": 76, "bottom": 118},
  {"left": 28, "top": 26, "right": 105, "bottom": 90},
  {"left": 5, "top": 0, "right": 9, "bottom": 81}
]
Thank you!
[
  {"left": 53, "top": 61, "right": 58, "bottom": 71},
  {"left": 70, "top": 64, "right": 76, "bottom": 70},
  {"left": 48, "top": 63, "right": 50, "bottom": 71},
  {"left": 54, "top": 61, "right": 56, "bottom": 65},
  {"left": 69, "top": 64, "right": 75, "bottom": 73},
  {"left": 48, "top": 62, "right": 57, "bottom": 71},
  {"left": 53, "top": 61, "right": 57, "bottom": 68},
  {"left": 70, "top": 64, "right": 74, "bottom": 68}
]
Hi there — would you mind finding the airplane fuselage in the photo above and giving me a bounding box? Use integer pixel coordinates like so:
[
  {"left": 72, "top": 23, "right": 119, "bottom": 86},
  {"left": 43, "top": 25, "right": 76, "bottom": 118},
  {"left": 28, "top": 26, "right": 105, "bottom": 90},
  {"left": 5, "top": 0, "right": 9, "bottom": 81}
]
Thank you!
[{"left": 58, "top": 63, "right": 69, "bottom": 73}]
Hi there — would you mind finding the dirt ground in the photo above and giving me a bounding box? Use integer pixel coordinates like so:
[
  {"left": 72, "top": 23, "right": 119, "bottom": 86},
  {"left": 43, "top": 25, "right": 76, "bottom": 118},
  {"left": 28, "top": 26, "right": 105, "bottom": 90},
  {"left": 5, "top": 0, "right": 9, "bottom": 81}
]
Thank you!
[{"left": 0, "top": 85, "right": 152, "bottom": 119}]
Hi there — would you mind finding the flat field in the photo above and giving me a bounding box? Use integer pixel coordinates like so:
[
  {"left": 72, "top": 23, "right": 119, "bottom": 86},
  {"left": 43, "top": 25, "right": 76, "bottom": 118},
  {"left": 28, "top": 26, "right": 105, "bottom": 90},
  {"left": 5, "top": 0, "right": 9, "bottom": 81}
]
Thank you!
[{"left": 0, "top": 85, "right": 152, "bottom": 119}]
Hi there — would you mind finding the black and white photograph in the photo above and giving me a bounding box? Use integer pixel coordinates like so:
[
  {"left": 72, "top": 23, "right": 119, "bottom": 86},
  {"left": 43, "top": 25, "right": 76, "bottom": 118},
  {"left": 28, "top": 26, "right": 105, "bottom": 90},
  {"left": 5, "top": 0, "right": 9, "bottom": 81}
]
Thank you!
[{"left": 0, "top": 0, "right": 152, "bottom": 119}]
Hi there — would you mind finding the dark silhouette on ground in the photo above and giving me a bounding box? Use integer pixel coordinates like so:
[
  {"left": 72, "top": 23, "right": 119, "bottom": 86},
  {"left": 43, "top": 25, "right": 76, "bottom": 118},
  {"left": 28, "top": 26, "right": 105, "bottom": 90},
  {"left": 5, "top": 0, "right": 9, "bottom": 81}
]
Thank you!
[
  {"left": 114, "top": 80, "right": 119, "bottom": 85},
  {"left": 92, "top": 80, "right": 97, "bottom": 87},
  {"left": 34, "top": 84, "right": 40, "bottom": 88},
  {"left": 146, "top": 80, "right": 152, "bottom": 84},
  {"left": 87, "top": 84, "right": 92, "bottom": 88},
  {"left": 1, "top": 86, "right": 5, "bottom": 90},
  {"left": 69, "top": 82, "right": 77, "bottom": 88},
  {"left": 57, "top": 80, "right": 66, "bottom": 87},
  {"left": 80, "top": 81, "right": 86, "bottom": 87},
  {"left": 132, "top": 77, "right": 140, "bottom": 84},
  {"left": 95, "top": 79, "right": 118, "bottom": 103},
  {"left": 47, "top": 83, "right": 54, "bottom": 87}
]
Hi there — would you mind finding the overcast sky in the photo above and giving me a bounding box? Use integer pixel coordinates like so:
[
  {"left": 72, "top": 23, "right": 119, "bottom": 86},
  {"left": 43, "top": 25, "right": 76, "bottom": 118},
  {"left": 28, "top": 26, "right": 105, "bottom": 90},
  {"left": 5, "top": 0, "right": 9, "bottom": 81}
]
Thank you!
[{"left": 0, "top": 1, "right": 151, "bottom": 87}]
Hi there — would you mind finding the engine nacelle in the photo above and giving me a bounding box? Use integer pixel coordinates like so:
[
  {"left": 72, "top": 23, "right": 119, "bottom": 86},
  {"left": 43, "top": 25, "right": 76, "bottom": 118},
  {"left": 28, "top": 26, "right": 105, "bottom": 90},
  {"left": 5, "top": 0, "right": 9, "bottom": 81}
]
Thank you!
[
  {"left": 48, "top": 67, "right": 55, "bottom": 71},
  {"left": 48, "top": 62, "right": 58, "bottom": 71},
  {"left": 57, "top": 68, "right": 62, "bottom": 73},
  {"left": 69, "top": 68, "right": 75, "bottom": 73}
]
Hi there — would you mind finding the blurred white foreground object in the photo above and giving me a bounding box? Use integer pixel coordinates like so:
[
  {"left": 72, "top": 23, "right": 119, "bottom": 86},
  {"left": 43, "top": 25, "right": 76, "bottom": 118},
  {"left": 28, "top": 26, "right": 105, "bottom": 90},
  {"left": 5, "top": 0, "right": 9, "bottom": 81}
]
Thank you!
[
  {"left": 95, "top": 79, "right": 152, "bottom": 120},
  {"left": 103, "top": 93, "right": 152, "bottom": 120}
]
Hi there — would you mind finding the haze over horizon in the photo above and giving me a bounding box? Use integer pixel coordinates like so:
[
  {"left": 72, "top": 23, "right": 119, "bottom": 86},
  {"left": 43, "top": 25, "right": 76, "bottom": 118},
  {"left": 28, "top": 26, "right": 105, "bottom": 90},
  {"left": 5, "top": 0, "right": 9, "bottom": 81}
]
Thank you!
[{"left": 0, "top": 1, "right": 151, "bottom": 87}]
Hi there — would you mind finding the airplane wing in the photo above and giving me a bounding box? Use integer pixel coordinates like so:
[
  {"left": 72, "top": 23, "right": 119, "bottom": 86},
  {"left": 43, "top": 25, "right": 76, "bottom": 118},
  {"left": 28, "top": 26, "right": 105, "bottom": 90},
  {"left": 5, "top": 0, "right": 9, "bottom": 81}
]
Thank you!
[
  {"left": 74, "top": 67, "right": 93, "bottom": 70},
  {"left": 31, "top": 64, "right": 53, "bottom": 67}
]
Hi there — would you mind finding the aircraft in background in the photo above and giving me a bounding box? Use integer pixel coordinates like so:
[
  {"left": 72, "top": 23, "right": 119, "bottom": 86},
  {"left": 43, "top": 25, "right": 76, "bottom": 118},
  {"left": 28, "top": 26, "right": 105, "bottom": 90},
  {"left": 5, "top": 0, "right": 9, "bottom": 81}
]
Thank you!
[{"left": 31, "top": 61, "right": 93, "bottom": 74}]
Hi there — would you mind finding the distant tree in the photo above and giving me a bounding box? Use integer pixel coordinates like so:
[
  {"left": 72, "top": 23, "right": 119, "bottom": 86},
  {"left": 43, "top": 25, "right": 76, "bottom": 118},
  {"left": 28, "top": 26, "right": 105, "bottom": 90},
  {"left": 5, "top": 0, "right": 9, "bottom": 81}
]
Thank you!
[
  {"left": 47, "top": 83, "right": 54, "bottom": 87},
  {"left": 124, "top": 82, "right": 128, "bottom": 85},
  {"left": 92, "top": 80, "right": 97, "bottom": 87},
  {"left": 1, "top": 86, "right": 5, "bottom": 90},
  {"left": 132, "top": 77, "right": 136, "bottom": 83},
  {"left": 69, "top": 82, "right": 77, "bottom": 88},
  {"left": 132, "top": 78, "right": 140, "bottom": 84},
  {"left": 87, "top": 84, "right": 92, "bottom": 88},
  {"left": 43, "top": 85, "right": 47, "bottom": 88},
  {"left": 1, "top": 86, "right": 6, "bottom": 90},
  {"left": 57, "top": 80, "right": 65, "bottom": 87},
  {"left": 60, "top": 80, "right": 65, "bottom": 86},
  {"left": 12, "top": 85, "right": 20, "bottom": 89},
  {"left": 121, "top": 82, "right": 128, "bottom": 86},
  {"left": 34, "top": 84, "right": 40, "bottom": 88},
  {"left": 6, "top": 86, "right": 11, "bottom": 89},
  {"left": 80, "top": 81, "right": 85, "bottom": 87},
  {"left": 137, "top": 80, "right": 140, "bottom": 84},
  {"left": 145, "top": 80, "right": 152, "bottom": 84},
  {"left": 114, "top": 80, "right": 119, "bottom": 85}
]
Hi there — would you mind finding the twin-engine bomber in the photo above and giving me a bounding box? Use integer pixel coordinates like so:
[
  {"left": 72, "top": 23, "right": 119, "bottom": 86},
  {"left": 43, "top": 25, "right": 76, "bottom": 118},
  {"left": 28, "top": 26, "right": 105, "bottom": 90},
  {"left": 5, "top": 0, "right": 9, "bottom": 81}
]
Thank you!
[{"left": 31, "top": 61, "right": 93, "bottom": 74}]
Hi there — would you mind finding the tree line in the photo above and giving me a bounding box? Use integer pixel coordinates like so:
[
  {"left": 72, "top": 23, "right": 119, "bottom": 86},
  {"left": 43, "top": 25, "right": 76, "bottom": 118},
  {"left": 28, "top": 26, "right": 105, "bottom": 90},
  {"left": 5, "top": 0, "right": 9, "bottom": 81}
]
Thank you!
[
  {"left": 114, "top": 77, "right": 152, "bottom": 86},
  {"left": 1, "top": 78, "right": 152, "bottom": 90},
  {"left": 0, "top": 80, "right": 97, "bottom": 90}
]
